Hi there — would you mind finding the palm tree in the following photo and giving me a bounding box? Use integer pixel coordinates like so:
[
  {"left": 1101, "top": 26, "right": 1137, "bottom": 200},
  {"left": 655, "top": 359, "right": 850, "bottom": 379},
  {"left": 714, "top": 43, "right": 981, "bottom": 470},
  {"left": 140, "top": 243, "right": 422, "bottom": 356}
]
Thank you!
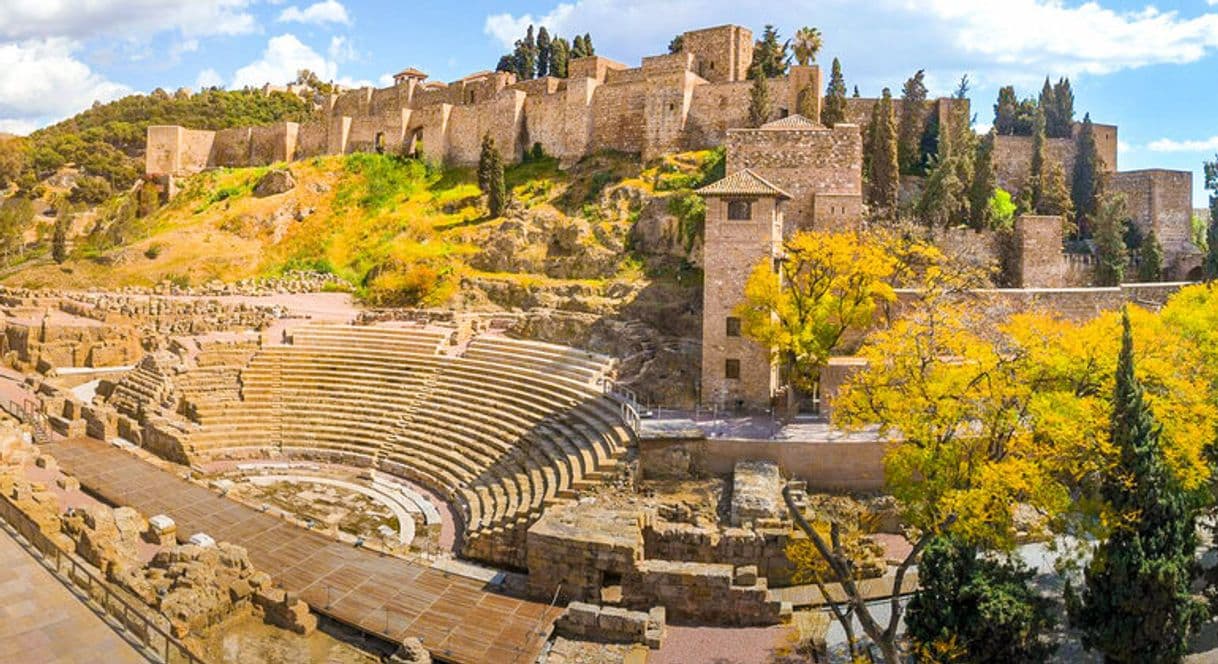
[{"left": 792, "top": 27, "right": 823, "bottom": 66}]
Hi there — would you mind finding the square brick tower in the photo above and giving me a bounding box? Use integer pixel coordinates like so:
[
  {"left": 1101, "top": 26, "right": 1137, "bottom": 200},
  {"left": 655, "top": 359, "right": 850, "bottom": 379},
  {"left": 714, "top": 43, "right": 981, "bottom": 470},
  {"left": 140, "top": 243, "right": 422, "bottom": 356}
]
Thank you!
[{"left": 696, "top": 170, "right": 791, "bottom": 411}]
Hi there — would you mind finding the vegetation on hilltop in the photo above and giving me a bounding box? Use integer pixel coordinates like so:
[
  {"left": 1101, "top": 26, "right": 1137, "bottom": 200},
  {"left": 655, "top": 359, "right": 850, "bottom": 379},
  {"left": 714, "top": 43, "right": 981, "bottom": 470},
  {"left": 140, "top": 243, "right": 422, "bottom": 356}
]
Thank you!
[
  {"left": 4, "top": 148, "right": 721, "bottom": 308},
  {"left": 0, "top": 88, "right": 314, "bottom": 201}
]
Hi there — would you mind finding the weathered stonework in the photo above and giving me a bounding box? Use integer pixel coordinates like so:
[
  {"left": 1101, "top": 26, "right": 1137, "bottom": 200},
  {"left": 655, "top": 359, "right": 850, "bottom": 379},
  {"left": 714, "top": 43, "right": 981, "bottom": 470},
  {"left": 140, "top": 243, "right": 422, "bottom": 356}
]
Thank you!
[{"left": 698, "top": 190, "right": 784, "bottom": 411}]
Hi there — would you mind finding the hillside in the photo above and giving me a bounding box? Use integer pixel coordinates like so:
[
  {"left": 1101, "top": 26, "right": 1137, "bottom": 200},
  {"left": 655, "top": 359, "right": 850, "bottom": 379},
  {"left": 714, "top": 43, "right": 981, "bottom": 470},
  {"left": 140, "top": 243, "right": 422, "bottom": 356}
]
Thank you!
[
  {"left": 4, "top": 150, "right": 718, "bottom": 312},
  {"left": 0, "top": 88, "right": 315, "bottom": 198}
]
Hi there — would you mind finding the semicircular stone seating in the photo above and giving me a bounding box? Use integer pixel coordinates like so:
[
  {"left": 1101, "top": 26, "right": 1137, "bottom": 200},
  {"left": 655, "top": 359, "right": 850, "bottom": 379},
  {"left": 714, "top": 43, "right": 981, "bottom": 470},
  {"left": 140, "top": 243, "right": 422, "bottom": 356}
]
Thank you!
[{"left": 185, "top": 324, "right": 633, "bottom": 565}]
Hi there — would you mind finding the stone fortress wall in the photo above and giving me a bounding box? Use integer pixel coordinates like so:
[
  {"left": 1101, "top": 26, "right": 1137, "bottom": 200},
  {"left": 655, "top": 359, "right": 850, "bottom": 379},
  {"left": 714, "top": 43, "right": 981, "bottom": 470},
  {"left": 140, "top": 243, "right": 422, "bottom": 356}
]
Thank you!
[{"left": 143, "top": 22, "right": 1201, "bottom": 279}]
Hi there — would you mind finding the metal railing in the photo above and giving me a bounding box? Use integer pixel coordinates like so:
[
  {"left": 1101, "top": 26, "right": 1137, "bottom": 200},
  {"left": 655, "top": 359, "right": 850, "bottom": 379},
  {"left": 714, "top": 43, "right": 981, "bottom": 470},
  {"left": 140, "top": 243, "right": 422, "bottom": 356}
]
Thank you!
[
  {"left": 4, "top": 397, "right": 50, "bottom": 443},
  {"left": 0, "top": 494, "right": 204, "bottom": 664},
  {"left": 603, "top": 381, "right": 642, "bottom": 435}
]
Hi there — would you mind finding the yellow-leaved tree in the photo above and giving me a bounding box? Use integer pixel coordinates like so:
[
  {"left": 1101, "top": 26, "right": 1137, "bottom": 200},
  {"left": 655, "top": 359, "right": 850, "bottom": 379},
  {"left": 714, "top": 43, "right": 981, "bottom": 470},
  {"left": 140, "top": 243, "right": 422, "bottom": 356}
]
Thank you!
[
  {"left": 797, "top": 299, "right": 1217, "bottom": 663},
  {"left": 735, "top": 230, "right": 899, "bottom": 394}
]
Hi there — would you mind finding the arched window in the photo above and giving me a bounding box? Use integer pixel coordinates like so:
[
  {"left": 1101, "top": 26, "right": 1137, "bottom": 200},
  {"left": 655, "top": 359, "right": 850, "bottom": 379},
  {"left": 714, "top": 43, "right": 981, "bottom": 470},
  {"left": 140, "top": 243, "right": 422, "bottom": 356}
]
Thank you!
[{"left": 727, "top": 200, "right": 752, "bottom": 221}]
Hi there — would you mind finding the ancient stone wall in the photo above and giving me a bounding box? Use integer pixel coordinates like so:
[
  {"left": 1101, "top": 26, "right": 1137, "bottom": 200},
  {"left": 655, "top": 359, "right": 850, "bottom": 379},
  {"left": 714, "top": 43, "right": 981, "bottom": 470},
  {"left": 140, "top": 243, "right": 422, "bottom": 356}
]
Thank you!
[
  {"left": 681, "top": 25, "right": 753, "bottom": 84},
  {"left": 639, "top": 437, "right": 888, "bottom": 491},
  {"left": 993, "top": 135, "right": 1078, "bottom": 194},
  {"left": 1107, "top": 169, "right": 1197, "bottom": 277},
  {"left": 526, "top": 502, "right": 644, "bottom": 602},
  {"left": 684, "top": 80, "right": 754, "bottom": 148},
  {"left": 621, "top": 560, "right": 788, "bottom": 625},
  {"left": 1014, "top": 215, "right": 1067, "bottom": 287},
  {"left": 725, "top": 124, "right": 862, "bottom": 229},
  {"left": 642, "top": 520, "right": 799, "bottom": 585}
]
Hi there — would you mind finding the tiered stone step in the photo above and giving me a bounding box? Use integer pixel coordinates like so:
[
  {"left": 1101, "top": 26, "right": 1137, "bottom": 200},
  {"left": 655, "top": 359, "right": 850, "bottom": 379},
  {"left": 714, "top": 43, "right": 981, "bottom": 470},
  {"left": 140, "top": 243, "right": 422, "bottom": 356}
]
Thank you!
[{"left": 186, "top": 325, "right": 633, "bottom": 543}]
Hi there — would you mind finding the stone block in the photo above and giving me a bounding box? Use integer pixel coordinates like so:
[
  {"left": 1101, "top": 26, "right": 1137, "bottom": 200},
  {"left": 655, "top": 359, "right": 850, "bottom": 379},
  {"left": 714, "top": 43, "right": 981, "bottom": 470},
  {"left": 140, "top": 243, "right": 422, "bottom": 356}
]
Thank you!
[{"left": 734, "top": 565, "right": 758, "bottom": 586}]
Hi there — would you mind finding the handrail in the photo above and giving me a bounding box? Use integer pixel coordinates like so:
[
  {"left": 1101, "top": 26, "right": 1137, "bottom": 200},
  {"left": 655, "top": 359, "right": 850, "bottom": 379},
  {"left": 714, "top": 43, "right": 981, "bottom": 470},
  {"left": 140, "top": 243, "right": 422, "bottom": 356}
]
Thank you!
[
  {"left": 603, "top": 380, "right": 641, "bottom": 435},
  {"left": 0, "top": 493, "right": 205, "bottom": 664}
]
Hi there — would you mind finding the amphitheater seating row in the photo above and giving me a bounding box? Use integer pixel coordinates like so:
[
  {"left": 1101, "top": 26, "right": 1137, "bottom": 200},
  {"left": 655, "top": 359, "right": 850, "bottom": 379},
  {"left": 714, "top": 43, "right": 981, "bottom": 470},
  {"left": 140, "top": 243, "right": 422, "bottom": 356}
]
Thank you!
[{"left": 185, "top": 325, "right": 632, "bottom": 544}]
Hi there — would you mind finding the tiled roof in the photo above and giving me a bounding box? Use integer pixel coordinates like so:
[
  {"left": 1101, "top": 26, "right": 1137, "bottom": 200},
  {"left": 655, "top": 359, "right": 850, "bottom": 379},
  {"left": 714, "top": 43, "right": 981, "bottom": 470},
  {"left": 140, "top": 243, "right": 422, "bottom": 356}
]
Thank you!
[
  {"left": 759, "top": 114, "right": 820, "bottom": 130},
  {"left": 696, "top": 169, "right": 792, "bottom": 199},
  {"left": 394, "top": 68, "right": 428, "bottom": 79}
]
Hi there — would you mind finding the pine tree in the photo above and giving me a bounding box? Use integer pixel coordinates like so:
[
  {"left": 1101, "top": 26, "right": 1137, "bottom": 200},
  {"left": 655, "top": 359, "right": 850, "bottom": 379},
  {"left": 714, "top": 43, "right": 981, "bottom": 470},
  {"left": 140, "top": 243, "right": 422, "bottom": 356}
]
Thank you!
[
  {"left": 1038, "top": 77, "right": 1058, "bottom": 142},
  {"left": 898, "top": 70, "right": 928, "bottom": 175},
  {"left": 868, "top": 88, "right": 900, "bottom": 212},
  {"left": 1073, "top": 113, "right": 1103, "bottom": 238},
  {"left": 1052, "top": 77, "right": 1075, "bottom": 138},
  {"left": 667, "top": 35, "right": 684, "bottom": 54},
  {"left": 1038, "top": 159, "right": 1073, "bottom": 221},
  {"left": 917, "top": 154, "right": 964, "bottom": 228},
  {"left": 751, "top": 25, "right": 788, "bottom": 78},
  {"left": 968, "top": 131, "right": 997, "bottom": 230},
  {"left": 1029, "top": 105, "right": 1047, "bottom": 209},
  {"left": 1093, "top": 193, "right": 1129, "bottom": 287},
  {"left": 821, "top": 58, "right": 847, "bottom": 126},
  {"left": 1069, "top": 310, "right": 1205, "bottom": 661},
  {"left": 550, "top": 37, "right": 570, "bottom": 78},
  {"left": 907, "top": 534, "right": 1056, "bottom": 663},
  {"left": 994, "top": 86, "right": 1019, "bottom": 135},
  {"left": 747, "top": 65, "right": 771, "bottom": 127},
  {"left": 1138, "top": 228, "right": 1164, "bottom": 282},
  {"left": 536, "top": 27, "right": 552, "bottom": 78}
]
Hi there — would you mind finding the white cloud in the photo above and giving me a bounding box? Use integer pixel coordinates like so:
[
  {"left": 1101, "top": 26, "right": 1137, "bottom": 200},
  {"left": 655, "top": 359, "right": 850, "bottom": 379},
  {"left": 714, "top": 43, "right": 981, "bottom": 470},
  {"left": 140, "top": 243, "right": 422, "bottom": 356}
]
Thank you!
[
  {"left": 278, "top": 1, "right": 351, "bottom": 26},
  {"left": 0, "top": 38, "right": 130, "bottom": 123},
  {"left": 231, "top": 34, "right": 336, "bottom": 89},
  {"left": 328, "top": 35, "right": 357, "bottom": 63},
  {"left": 0, "top": 118, "right": 39, "bottom": 136},
  {"left": 195, "top": 68, "right": 224, "bottom": 89},
  {"left": 1147, "top": 136, "right": 1218, "bottom": 152},
  {"left": 0, "top": 0, "right": 257, "bottom": 41}
]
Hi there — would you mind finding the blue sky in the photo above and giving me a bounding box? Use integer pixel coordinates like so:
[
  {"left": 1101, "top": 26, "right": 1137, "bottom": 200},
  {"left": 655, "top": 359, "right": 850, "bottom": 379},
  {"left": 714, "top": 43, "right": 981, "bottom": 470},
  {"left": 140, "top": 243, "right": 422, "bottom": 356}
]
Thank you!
[{"left": 1, "top": 0, "right": 1215, "bottom": 205}]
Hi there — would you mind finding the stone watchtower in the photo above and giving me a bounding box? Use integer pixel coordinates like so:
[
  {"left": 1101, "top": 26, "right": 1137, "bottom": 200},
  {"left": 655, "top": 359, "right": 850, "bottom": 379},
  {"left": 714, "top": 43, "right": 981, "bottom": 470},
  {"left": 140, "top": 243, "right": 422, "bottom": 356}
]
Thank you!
[{"left": 696, "top": 170, "right": 791, "bottom": 411}]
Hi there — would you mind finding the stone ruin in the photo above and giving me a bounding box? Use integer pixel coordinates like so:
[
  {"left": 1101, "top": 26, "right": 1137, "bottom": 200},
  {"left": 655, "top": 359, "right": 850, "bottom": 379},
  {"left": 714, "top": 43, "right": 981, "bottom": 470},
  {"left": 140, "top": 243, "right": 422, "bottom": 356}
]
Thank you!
[{"left": 0, "top": 424, "right": 316, "bottom": 643}]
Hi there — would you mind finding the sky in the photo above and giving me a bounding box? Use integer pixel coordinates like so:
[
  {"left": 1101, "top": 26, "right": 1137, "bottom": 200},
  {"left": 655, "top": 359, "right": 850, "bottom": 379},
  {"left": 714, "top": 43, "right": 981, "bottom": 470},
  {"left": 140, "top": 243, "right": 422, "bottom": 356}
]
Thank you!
[{"left": 1, "top": 0, "right": 1215, "bottom": 206}]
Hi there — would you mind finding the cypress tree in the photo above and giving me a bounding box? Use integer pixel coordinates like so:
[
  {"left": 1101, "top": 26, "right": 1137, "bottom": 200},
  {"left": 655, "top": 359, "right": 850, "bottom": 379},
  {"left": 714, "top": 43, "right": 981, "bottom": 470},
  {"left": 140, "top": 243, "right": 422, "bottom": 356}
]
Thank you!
[
  {"left": 1069, "top": 310, "right": 1205, "bottom": 662},
  {"left": 572, "top": 35, "right": 588, "bottom": 59},
  {"left": 869, "top": 88, "right": 900, "bottom": 212},
  {"left": 477, "top": 133, "right": 496, "bottom": 194},
  {"left": 1039, "top": 77, "right": 1058, "bottom": 141},
  {"left": 820, "top": 58, "right": 847, "bottom": 126},
  {"left": 51, "top": 209, "right": 70, "bottom": 264},
  {"left": 747, "top": 65, "right": 771, "bottom": 127},
  {"left": 1073, "top": 114, "right": 1103, "bottom": 238},
  {"left": 582, "top": 33, "right": 594, "bottom": 56},
  {"left": 1093, "top": 193, "right": 1129, "bottom": 287},
  {"left": 898, "top": 70, "right": 928, "bottom": 175},
  {"left": 994, "top": 86, "right": 1019, "bottom": 136},
  {"left": 487, "top": 147, "right": 507, "bottom": 218},
  {"left": 1204, "top": 156, "right": 1218, "bottom": 280},
  {"left": 519, "top": 25, "right": 538, "bottom": 79},
  {"left": 1029, "top": 105, "right": 1047, "bottom": 209},
  {"left": 1053, "top": 77, "right": 1075, "bottom": 138},
  {"left": 667, "top": 35, "right": 684, "bottom": 55},
  {"left": 1138, "top": 228, "right": 1164, "bottom": 282},
  {"left": 969, "top": 131, "right": 997, "bottom": 230},
  {"left": 550, "top": 37, "right": 570, "bottom": 78},
  {"left": 1038, "top": 159, "right": 1073, "bottom": 221},
  {"left": 536, "top": 27, "right": 552, "bottom": 78},
  {"left": 751, "top": 25, "right": 788, "bottom": 78},
  {"left": 852, "top": 85, "right": 860, "bottom": 98}
]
